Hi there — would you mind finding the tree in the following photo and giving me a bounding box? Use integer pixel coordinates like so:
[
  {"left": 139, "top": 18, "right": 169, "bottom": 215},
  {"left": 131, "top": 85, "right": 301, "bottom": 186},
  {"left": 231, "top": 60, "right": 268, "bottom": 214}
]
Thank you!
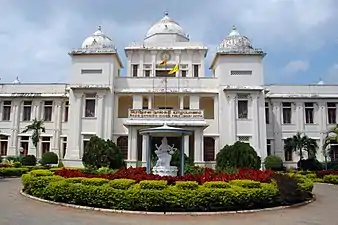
[
  {"left": 323, "top": 125, "right": 338, "bottom": 162},
  {"left": 216, "top": 141, "right": 261, "bottom": 171},
  {"left": 284, "top": 132, "right": 318, "bottom": 160},
  {"left": 22, "top": 119, "right": 45, "bottom": 154}
]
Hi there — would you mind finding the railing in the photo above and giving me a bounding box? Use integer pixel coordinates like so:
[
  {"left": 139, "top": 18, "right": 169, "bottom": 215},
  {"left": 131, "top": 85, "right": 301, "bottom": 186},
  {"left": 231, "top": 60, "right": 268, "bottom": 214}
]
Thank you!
[{"left": 128, "top": 109, "right": 204, "bottom": 120}]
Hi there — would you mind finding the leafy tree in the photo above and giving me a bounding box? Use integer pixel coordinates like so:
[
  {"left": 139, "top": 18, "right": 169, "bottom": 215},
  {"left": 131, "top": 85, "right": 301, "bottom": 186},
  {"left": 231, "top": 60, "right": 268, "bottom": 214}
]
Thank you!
[
  {"left": 82, "top": 136, "right": 125, "bottom": 169},
  {"left": 216, "top": 141, "right": 261, "bottom": 171},
  {"left": 22, "top": 119, "right": 45, "bottom": 153},
  {"left": 323, "top": 125, "right": 338, "bottom": 161},
  {"left": 264, "top": 155, "right": 283, "bottom": 171},
  {"left": 284, "top": 132, "right": 318, "bottom": 161}
]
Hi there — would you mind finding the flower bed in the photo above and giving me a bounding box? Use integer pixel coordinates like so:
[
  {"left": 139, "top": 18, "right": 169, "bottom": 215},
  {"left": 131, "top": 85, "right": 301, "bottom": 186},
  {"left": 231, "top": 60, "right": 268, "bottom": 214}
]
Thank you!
[
  {"left": 21, "top": 170, "right": 314, "bottom": 212},
  {"left": 54, "top": 167, "right": 274, "bottom": 184}
]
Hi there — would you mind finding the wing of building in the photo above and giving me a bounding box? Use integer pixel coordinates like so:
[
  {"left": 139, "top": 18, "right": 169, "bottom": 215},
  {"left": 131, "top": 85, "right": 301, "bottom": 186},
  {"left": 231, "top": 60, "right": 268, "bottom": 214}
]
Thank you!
[{"left": 0, "top": 12, "right": 337, "bottom": 168}]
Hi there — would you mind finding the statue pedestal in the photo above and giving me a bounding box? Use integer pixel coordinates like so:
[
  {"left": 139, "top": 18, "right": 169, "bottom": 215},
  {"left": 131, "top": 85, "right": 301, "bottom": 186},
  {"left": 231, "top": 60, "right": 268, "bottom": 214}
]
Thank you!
[{"left": 152, "top": 166, "right": 178, "bottom": 177}]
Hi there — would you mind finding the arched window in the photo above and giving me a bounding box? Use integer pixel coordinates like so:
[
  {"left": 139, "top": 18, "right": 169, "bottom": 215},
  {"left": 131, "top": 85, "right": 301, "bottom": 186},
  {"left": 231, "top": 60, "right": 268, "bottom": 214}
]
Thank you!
[
  {"left": 203, "top": 137, "right": 215, "bottom": 162},
  {"left": 0, "top": 135, "right": 8, "bottom": 156},
  {"left": 117, "top": 136, "right": 128, "bottom": 159}
]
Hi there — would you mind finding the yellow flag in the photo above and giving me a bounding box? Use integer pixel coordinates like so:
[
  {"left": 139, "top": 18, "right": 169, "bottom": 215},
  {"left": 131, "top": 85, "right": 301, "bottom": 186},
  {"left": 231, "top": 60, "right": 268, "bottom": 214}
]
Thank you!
[{"left": 168, "top": 64, "right": 179, "bottom": 74}]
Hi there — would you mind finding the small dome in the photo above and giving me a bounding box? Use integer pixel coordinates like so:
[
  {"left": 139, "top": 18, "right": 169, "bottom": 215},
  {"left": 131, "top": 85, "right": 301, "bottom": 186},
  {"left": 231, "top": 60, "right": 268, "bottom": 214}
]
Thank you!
[
  {"left": 81, "top": 26, "right": 115, "bottom": 49},
  {"left": 13, "top": 76, "right": 21, "bottom": 84},
  {"left": 144, "top": 11, "right": 189, "bottom": 43},
  {"left": 317, "top": 79, "right": 325, "bottom": 85},
  {"left": 218, "top": 25, "right": 254, "bottom": 53}
]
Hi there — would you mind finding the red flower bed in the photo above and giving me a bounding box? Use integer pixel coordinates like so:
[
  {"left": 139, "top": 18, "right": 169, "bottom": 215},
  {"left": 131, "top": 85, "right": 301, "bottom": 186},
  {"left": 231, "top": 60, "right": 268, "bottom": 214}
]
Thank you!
[
  {"left": 0, "top": 164, "right": 12, "bottom": 168},
  {"left": 55, "top": 167, "right": 274, "bottom": 185},
  {"left": 315, "top": 170, "right": 338, "bottom": 178}
]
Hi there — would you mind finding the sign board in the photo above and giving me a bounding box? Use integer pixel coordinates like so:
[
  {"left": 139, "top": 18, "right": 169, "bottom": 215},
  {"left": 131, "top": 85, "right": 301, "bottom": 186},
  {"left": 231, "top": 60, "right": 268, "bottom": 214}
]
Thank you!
[
  {"left": 11, "top": 93, "right": 42, "bottom": 97},
  {"left": 128, "top": 109, "right": 204, "bottom": 120}
]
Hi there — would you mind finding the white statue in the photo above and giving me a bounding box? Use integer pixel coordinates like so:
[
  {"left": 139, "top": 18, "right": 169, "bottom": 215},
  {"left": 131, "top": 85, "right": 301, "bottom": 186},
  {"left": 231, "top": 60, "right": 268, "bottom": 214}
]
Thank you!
[{"left": 154, "top": 137, "right": 176, "bottom": 168}]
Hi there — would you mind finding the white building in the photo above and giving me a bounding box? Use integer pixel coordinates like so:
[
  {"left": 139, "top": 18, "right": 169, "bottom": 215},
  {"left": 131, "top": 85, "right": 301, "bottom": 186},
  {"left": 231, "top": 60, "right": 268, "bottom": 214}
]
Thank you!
[{"left": 0, "top": 12, "right": 337, "bottom": 168}]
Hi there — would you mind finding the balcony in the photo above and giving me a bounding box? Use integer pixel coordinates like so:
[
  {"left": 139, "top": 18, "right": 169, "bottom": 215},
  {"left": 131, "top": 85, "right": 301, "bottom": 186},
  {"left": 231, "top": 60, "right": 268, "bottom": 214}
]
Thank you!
[{"left": 128, "top": 109, "right": 204, "bottom": 121}]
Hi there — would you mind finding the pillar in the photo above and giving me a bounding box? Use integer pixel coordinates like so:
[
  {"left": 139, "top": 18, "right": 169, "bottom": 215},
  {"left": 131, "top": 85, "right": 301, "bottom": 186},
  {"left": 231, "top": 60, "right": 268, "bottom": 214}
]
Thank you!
[
  {"left": 96, "top": 94, "right": 104, "bottom": 137},
  {"left": 51, "top": 101, "right": 62, "bottom": 157},
  {"left": 184, "top": 135, "right": 189, "bottom": 156},
  {"left": 251, "top": 95, "right": 260, "bottom": 155},
  {"left": 142, "top": 134, "right": 149, "bottom": 167},
  {"left": 127, "top": 127, "right": 138, "bottom": 167},
  {"left": 194, "top": 129, "right": 203, "bottom": 165}
]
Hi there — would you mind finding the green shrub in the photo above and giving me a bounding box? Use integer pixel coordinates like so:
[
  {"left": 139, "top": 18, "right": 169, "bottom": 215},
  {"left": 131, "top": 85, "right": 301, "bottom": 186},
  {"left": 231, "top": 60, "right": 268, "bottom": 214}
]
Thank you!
[
  {"left": 216, "top": 141, "right": 261, "bottom": 171},
  {"left": 203, "top": 181, "right": 230, "bottom": 189},
  {"left": 323, "top": 175, "right": 338, "bottom": 184},
  {"left": 97, "top": 166, "right": 117, "bottom": 175},
  {"left": 49, "top": 167, "right": 63, "bottom": 172},
  {"left": 327, "top": 161, "right": 338, "bottom": 170},
  {"left": 108, "top": 179, "right": 136, "bottom": 190},
  {"left": 20, "top": 155, "right": 37, "bottom": 166},
  {"left": 80, "top": 178, "right": 109, "bottom": 186},
  {"left": 22, "top": 176, "right": 286, "bottom": 212},
  {"left": 40, "top": 152, "right": 58, "bottom": 165},
  {"left": 298, "top": 159, "right": 323, "bottom": 171},
  {"left": 139, "top": 180, "right": 167, "bottom": 190},
  {"left": 175, "top": 181, "right": 198, "bottom": 190},
  {"left": 264, "top": 155, "right": 283, "bottom": 170},
  {"left": 82, "top": 136, "right": 125, "bottom": 169},
  {"left": 229, "top": 179, "right": 261, "bottom": 188},
  {"left": 0, "top": 167, "right": 29, "bottom": 177},
  {"left": 29, "top": 169, "right": 53, "bottom": 177}
]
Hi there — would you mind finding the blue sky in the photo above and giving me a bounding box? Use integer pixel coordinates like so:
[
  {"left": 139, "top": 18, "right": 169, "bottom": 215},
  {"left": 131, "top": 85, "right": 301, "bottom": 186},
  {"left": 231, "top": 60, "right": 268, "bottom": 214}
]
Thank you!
[{"left": 0, "top": 0, "right": 337, "bottom": 84}]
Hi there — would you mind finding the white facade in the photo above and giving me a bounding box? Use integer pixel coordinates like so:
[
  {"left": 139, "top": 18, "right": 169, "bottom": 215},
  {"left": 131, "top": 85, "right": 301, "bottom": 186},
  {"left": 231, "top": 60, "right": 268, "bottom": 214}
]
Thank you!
[{"left": 0, "top": 12, "right": 337, "bottom": 168}]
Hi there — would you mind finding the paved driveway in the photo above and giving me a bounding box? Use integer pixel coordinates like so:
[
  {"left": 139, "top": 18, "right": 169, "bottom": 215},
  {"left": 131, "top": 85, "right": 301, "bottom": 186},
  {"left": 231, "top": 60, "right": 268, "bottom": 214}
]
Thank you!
[{"left": 0, "top": 178, "right": 337, "bottom": 225}]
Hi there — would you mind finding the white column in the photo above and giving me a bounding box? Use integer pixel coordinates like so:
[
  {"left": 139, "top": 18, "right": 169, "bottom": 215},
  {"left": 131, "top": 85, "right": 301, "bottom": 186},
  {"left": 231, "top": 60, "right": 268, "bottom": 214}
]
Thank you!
[
  {"left": 272, "top": 102, "right": 283, "bottom": 159},
  {"left": 228, "top": 94, "right": 236, "bottom": 142},
  {"left": 296, "top": 102, "right": 304, "bottom": 132},
  {"left": 151, "top": 51, "right": 156, "bottom": 77},
  {"left": 214, "top": 95, "right": 219, "bottom": 129},
  {"left": 251, "top": 95, "right": 260, "bottom": 155},
  {"left": 51, "top": 101, "right": 62, "bottom": 157},
  {"left": 142, "top": 135, "right": 148, "bottom": 166},
  {"left": 8, "top": 103, "right": 20, "bottom": 156},
  {"left": 65, "top": 92, "right": 82, "bottom": 160},
  {"left": 184, "top": 135, "right": 189, "bottom": 156},
  {"left": 127, "top": 127, "right": 138, "bottom": 166},
  {"left": 194, "top": 129, "right": 204, "bottom": 164},
  {"left": 139, "top": 52, "right": 144, "bottom": 77},
  {"left": 127, "top": 57, "right": 131, "bottom": 77},
  {"left": 179, "top": 96, "right": 184, "bottom": 109},
  {"left": 104, "top": 92, "right": 114, "bottom": 140},
  {"left": 199, "top": 51, "right": 205, "bottom": 77},
  {"left": 174, "top": 50, "right": 181, "bottom": 77},
  {"left": 148, "top": 95, "right": 152, "bottom": 109},
  {"left": 96, "top": 94, "right": 104, "bottom": 137},
  {"left": 318, "top": 102, "right": 326, "bottom": 161}
]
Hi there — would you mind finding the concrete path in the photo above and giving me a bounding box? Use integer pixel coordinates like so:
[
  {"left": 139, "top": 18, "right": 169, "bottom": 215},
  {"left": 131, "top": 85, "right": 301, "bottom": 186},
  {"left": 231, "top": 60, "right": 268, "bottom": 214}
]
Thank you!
[{"left": 0, "top": 178, "right": 337, "bottom": 225}]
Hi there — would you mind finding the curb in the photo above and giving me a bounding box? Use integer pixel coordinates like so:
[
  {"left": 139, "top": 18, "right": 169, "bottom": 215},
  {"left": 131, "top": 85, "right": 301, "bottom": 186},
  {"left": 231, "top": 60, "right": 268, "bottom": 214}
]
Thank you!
[{"left": 20, "top": 190, "right": 316, "bottom": 216}]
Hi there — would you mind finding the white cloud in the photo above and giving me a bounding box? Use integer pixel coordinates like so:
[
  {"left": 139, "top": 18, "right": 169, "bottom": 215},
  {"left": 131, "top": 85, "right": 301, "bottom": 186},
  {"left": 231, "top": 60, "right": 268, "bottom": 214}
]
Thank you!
[{"left": 283, "top": 60, "right": 310, "bottom": 74}]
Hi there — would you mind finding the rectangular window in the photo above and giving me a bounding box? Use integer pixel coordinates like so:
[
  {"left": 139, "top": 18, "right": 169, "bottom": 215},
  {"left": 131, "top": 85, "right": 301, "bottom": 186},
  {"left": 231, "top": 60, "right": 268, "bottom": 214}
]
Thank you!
[
  {"left": 181, "top": 70, "right": 187, "bottom": 77},
  {"left": 41, "top": 137, "right": 50, "bottom": 155},
  {"left": 2, "top": 100, "right": 11, "bottom": 121},
  {"left": 81, "top": 69, "right": 102, "bottom": 74},
  {"left": 43, "top": 101, "right": 53, "bottom": 121},
  {"left": 85, "top": 94, "right": 96, "bottom": 117},
  {"left": 19, "top": 136, "right": 29, "bottom": 156},
  {"left": 282, "top": 102, "right": 292, "bottom": 124},
  {"left": 265, "top": 102, "right": 270, "bottom": 124},
  {"left": 327, "top": 102, "right": 336, "bottom": 124},
  {"left": 0, "top": 135, "right": 8, "bottom": 156},
  {"left": 142, "top": 97, "right": 149, "bottom": 109},
  {"left": 132, "top": 64, "right": 138, "bottom": 77},
  {"left": 267, "top": 139, "right": 272, "bottom": 156},
  {"left": 238, "top": 136, "right": 250, "bottom": 143},
  {"left": 144, "top": 70, "right": 151, "bottom": 77},
  {"left": 62, "top": 137, "right": 67, "bottom": 158},
  {"left": 238, "top": 100, "right": 248, "bottom": 119},
  {"left": 230, "top": 70, "right": 253, "bottom": 76},
  {"left": 193, "top": 65, "right": 199, "bottom": 77},
  {"left": 305, "top": 102, "right": 314, "bottom": 124},
  {"left": 23, "top": 101, "right": 32, "bottom": 121},
  {"left": 64, "top": 101, "right": 69, "bottom": 122}
]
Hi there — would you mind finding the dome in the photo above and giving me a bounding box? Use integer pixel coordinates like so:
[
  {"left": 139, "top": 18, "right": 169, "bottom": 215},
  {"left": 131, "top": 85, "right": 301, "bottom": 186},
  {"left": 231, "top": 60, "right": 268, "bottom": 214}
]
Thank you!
[
  {"left": 218, "top": 25, "right": 256, "bottom": 53},
  {"left": 144, "top": 12, "right": 189, "bottom": 43},
  {"left": 81, "top": 26, "right": 115, "bottom": 49},
  {"left": 317, "top": 79, "right": 325, "bottom": 85},
  {"left": 13, "top": 76, "right": 21, "bottom": 84}
]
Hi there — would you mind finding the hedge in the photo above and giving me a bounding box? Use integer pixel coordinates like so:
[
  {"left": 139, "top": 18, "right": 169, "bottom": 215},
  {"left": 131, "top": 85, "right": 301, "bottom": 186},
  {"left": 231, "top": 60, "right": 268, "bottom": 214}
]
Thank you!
[
  {"left": 0, "top": 166, "right": 63, "bottom": 177},
  {"left": 21, "top": 172, "right": 314, "bottom": 212}
]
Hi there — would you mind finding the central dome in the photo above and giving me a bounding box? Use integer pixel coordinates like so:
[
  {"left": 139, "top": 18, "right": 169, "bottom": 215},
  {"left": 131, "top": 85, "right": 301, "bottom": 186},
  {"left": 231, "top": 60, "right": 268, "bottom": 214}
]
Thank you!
[
  {"left": 144, "top": 12, "right": 189, "bottom": 43},
  {"left": 218, "top": 25, "right": 253, "bottom": 53},
  {"left": 81, "top": 26, "right": 115, "bottom": 49}
]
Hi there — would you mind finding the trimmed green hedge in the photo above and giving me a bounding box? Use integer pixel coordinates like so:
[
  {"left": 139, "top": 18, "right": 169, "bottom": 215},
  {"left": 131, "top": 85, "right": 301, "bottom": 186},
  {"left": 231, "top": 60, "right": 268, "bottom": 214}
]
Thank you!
[
  {"left": 0, "top": 166, "right": 64, "bottom": 177},
  {"left": 21, "top": 171, "right": 314, "bottom": 212},
  {"left": 323, "top": 175, "right": 338, "bottom": 184}
]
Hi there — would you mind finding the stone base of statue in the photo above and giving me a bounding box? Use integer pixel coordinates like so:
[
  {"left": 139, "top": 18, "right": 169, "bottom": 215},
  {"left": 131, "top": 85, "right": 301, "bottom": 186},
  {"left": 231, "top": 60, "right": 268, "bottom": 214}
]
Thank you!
[{"left": 152, "top": 166, "right": 178, "bottom": 177}]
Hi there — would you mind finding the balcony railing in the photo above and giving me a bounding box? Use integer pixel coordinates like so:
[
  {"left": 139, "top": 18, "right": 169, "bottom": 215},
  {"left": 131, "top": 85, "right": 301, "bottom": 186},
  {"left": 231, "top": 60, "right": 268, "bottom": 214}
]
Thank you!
[{"left": 128, "top": 109, "right": 204, "bottom": 120}]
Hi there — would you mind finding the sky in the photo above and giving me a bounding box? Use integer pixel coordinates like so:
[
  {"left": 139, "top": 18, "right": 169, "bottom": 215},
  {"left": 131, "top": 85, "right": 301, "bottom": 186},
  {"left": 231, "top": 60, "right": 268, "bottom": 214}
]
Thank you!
[{"left": 0, "top": 0, "right": 337, "bottom": 84}]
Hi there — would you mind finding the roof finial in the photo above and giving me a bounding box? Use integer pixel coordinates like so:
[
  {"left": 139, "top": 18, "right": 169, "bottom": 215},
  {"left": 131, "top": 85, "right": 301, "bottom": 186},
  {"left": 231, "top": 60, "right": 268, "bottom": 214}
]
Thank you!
[
  {"left": 97, "top": 25, "right": 102, "bottom": 31},
  {"left": 232, "top": 25, "right": 237, "bottom": 30},
  {"left": 164, "top": 11, "right": 169, "bottom": 16}
]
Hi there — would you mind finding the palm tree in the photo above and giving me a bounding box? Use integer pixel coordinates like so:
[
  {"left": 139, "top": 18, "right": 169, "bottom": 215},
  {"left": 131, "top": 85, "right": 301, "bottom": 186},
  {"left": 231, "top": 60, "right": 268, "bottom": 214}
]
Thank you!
[
  {"left": 284, "top": 132, "right": 318, "bottom": 168},
  {"left": 323, "top": 125, "right": 338, "bottom": 162},
  {"left": 22, "top": 119, "right": 45, "bottom": 156}
]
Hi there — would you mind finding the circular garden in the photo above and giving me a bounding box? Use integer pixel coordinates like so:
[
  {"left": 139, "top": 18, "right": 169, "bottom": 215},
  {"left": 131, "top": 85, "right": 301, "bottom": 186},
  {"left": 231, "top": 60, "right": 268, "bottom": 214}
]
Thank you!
[{"left": 1, "top": 136, "right": 338, "bottom": 213}]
